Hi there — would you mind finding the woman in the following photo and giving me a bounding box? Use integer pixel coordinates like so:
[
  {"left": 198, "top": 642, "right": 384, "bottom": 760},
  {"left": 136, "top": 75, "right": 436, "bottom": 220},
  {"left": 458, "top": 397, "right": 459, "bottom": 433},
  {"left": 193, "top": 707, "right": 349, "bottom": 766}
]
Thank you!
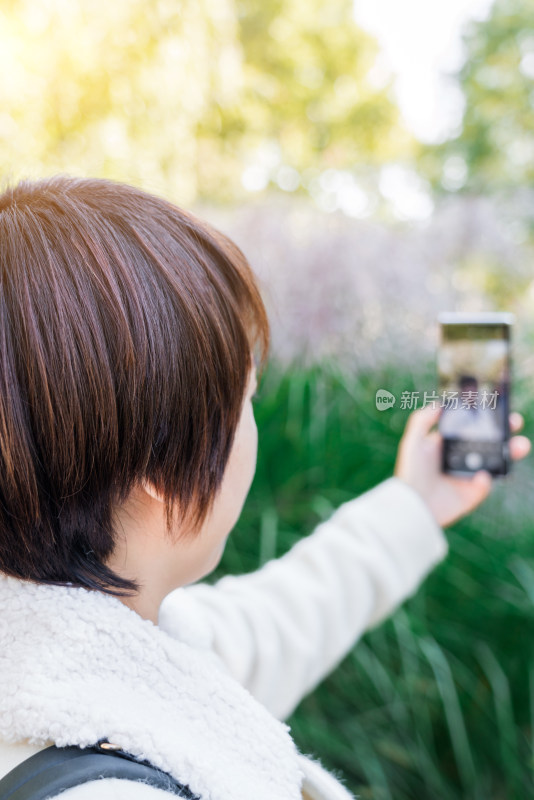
[{"left": 0, "top": 176, "right": 529, "bottom": 800}]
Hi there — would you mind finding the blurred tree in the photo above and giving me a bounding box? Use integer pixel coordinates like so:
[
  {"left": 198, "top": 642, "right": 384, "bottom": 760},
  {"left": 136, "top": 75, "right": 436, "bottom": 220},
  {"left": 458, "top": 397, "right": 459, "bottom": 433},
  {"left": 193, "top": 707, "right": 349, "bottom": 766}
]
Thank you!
[
  {"left": 0, "top": 0, "right": 240, "bottom": 203},
  {"left": 419, "top": 0, "right": 534, "bottom": 194},
  {"left": 0, "top": 0, "right": 409, "bottom": 204},
  {"left": 196, "top": 0, "right": 412, "bottom": 200}
]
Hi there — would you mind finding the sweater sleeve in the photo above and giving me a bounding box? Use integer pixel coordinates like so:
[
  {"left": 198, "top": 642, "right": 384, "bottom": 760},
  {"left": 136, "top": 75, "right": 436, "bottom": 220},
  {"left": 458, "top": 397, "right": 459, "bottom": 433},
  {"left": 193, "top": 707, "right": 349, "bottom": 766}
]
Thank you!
[{"left": 159, "top": 477, "right": 448, "bottom": 720}]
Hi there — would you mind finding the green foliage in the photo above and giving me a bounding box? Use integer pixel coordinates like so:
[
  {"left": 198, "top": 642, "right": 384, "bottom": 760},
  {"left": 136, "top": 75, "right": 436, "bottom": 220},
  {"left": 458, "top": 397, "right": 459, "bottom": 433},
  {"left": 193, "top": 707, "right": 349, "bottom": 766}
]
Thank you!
[
  {"left": 0, "top": 0, "right": 239, "bottom": 203},
  {"left": 197, "top": 0, "right": 408, "bottom": 199},
  {"left": 216, "top": 360, "right": 534, "bottom": 799},
  {"left": 421, "top": 0, "right": 534, "bottom": 194},
  {"left": 0, "top": 0, "right": 408, "bottom": 204}
]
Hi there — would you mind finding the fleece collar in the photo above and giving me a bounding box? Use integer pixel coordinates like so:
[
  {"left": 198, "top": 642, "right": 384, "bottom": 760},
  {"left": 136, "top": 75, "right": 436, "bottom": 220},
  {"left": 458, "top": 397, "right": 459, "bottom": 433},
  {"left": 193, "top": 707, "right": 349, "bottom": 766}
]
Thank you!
[{"left": 0, "top": 576, "right": 303, "bottom": 800}]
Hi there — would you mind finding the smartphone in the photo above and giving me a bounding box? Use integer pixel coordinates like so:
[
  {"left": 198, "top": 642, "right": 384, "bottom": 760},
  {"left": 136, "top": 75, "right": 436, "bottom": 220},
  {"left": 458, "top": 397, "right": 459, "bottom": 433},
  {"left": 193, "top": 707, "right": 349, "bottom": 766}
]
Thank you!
[{"left": 437, "top": 312, "right": 514, "bottom": 477}]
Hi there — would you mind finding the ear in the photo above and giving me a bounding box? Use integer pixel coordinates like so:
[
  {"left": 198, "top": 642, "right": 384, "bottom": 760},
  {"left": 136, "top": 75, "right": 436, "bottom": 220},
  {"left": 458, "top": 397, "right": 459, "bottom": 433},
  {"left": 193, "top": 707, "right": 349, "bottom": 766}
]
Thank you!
[{"left": 140, "top": 478, "right": 165, "bottom": 503}]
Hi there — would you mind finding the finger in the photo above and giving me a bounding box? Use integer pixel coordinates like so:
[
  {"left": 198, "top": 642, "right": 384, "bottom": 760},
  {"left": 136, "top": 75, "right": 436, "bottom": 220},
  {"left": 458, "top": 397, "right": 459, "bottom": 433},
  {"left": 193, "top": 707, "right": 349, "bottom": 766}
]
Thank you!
[
  {"left": 461, "top": 469, "right": 493, "bottom": 509},
  {"left": 509, "top": 412, "right": 524, "bottom": 433},
  {"left": 470, "top": 470, "right": 493, "bottom": 503},
  {"left": 448, "top": 469, "right": 493, "bottom": 518},
  {"left": 424, "top": 430, "right": 441, "bottom": 446},
  {"left": 405, "top": 403, "right": 441, "bottom": 439},
  {"left": 510, "top": 434, "right": 531, "bottom": 461}
]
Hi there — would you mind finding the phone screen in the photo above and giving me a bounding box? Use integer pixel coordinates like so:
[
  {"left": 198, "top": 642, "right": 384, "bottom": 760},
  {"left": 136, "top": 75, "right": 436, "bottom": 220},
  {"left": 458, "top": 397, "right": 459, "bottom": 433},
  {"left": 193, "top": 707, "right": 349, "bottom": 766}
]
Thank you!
[{"left": 438, "top": 318, "right": 511, "bottom": 476}]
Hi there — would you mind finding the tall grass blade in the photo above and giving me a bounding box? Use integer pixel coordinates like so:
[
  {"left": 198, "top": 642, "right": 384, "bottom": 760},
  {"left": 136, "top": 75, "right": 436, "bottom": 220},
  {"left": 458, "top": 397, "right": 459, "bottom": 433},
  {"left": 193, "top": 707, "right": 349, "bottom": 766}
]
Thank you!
[
  {"left": 420, "top": 637, "right": 477, "bottom": 792},
  {"left": 475, "top": 641, "right": 521, "bottom": 798}
]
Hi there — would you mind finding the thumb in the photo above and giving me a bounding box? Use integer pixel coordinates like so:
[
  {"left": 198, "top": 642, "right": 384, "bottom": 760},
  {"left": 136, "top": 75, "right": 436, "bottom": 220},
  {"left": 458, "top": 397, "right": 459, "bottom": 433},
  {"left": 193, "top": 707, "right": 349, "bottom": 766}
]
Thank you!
[{"left": 405, "top": 403, "right": 441, "bottom": 440}]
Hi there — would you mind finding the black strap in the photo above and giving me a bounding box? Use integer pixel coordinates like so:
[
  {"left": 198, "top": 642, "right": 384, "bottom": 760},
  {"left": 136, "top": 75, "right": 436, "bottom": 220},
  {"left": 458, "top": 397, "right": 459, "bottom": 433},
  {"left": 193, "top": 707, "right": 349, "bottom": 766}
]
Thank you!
[{"left": 0, "top": 740, "right": 199, "bottom": 800}]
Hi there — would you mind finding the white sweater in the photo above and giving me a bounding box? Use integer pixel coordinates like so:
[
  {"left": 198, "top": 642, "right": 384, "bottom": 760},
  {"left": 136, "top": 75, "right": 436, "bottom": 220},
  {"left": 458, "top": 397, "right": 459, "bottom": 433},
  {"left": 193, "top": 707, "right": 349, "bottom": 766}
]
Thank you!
[{"left": 0, "top": 477, "right": 448, "bottom": 800}]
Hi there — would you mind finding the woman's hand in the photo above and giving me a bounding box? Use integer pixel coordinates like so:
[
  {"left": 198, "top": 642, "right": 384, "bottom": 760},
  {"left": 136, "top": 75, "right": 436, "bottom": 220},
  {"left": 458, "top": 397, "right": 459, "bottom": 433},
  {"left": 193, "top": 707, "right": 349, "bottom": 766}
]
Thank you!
[{"left": 394, "top": 405, "right": 531, "bottom": 528}]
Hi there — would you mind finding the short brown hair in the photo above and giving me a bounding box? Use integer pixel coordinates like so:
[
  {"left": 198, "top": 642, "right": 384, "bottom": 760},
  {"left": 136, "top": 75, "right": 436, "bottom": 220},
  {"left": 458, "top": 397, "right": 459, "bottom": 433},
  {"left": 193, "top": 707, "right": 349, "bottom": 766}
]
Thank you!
[{"left": 0, "top": 176, "right": 269, "bottom": 595}]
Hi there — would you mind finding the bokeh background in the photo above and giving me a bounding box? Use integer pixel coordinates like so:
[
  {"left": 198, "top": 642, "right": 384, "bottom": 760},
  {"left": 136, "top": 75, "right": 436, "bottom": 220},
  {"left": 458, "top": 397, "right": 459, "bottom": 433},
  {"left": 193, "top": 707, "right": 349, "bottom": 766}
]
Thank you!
[{"left": 2, "top": 0, "right": 534, "bottom": 796}]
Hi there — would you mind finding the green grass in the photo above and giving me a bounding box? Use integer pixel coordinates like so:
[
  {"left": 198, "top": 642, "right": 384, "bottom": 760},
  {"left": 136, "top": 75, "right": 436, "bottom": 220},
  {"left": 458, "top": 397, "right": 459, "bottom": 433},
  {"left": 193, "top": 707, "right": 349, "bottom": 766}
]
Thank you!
[{"left": 213, "top": 359, "right": 534, "bottom": 799}]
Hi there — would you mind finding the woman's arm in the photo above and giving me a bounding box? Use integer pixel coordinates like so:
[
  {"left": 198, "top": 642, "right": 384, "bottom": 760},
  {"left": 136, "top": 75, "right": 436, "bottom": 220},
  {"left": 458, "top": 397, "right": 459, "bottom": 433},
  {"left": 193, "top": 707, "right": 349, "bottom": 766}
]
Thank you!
[{"left": 160, "top": 476, "right": 446, "bottom": 720}]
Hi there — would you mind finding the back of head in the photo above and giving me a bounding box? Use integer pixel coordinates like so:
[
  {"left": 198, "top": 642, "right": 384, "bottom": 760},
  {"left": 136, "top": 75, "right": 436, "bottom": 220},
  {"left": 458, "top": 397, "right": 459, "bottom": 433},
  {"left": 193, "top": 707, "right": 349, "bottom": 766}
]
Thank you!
[{"left": 0, "top": 176, "right": 269, "bottom": 594}]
